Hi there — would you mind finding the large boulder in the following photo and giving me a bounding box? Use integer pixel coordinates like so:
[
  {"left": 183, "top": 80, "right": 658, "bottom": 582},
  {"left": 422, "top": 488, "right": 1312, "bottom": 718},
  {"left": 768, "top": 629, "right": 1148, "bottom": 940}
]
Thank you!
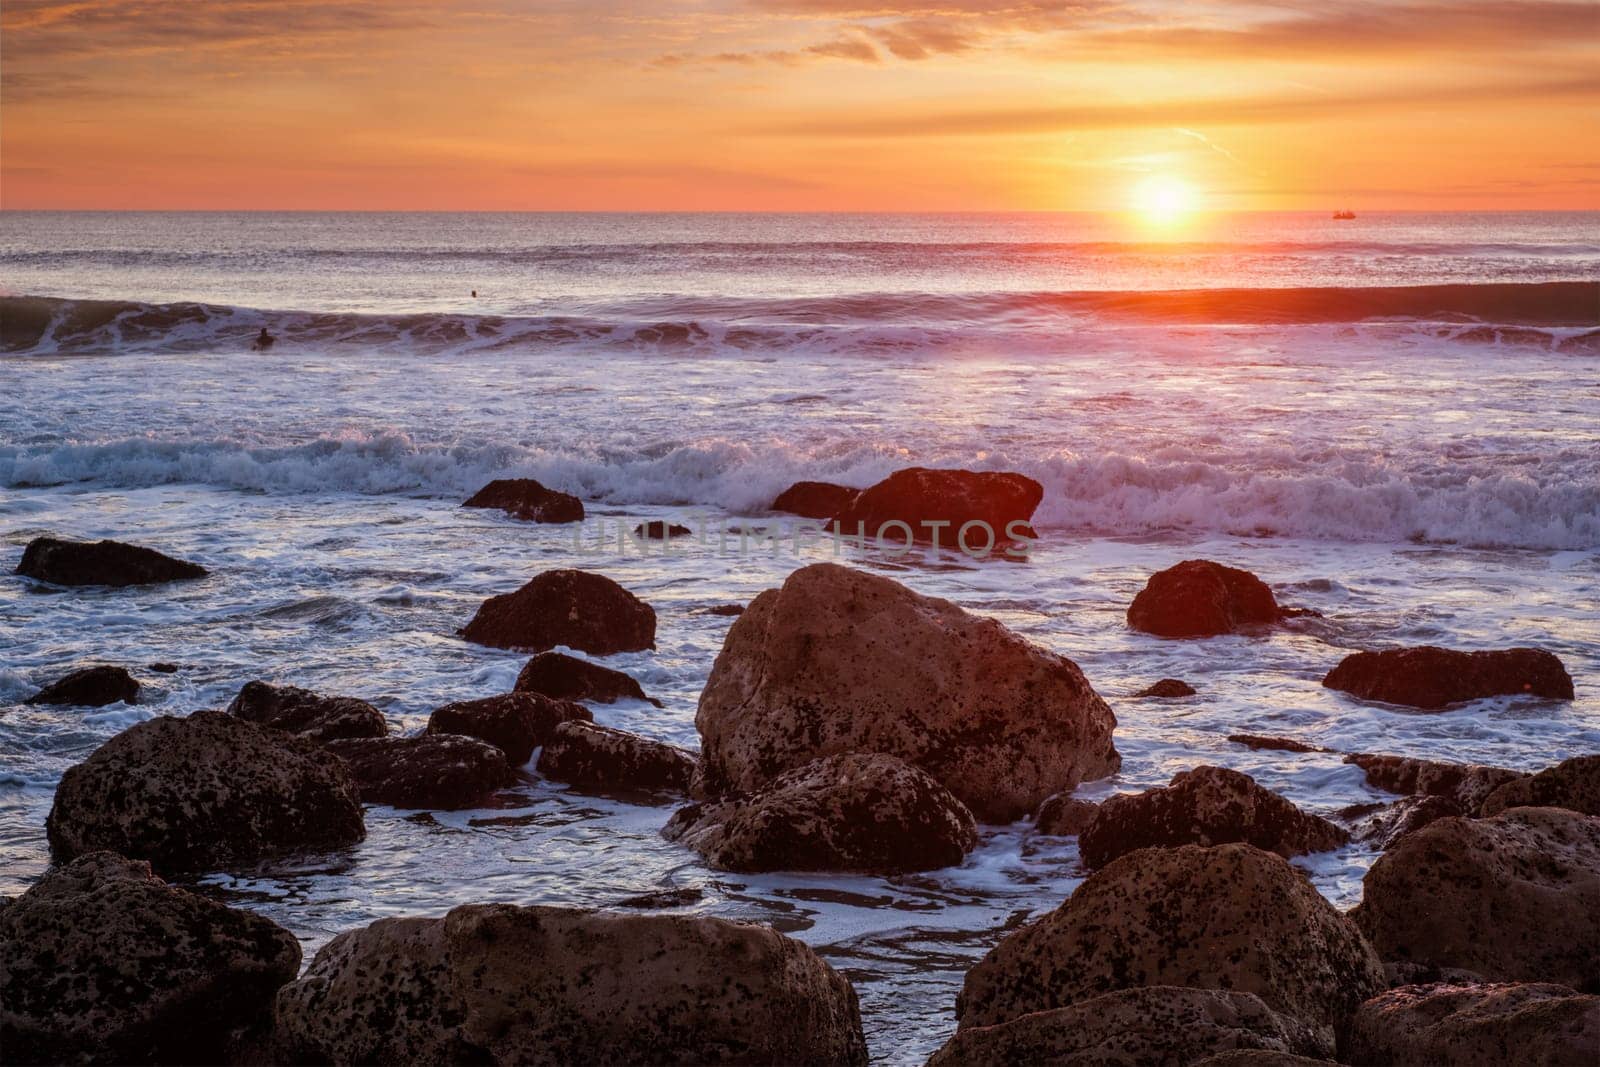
[
  {"left": 46, "top": 710, "right": 365, "bottom": 871},
  {"left": 537, "top": 720, "right": 697, "bottom": 793},
  {"left": 1341, "top": 982, "right": 1600, "bottom": 1066},
  {"left": 771, "top": 480, "right": 857, "bottom": 519},
  {"left": 695, "top": 563, "right": 1119, "bottom": 822},
  {"left": 1344, "top": 751, "right": 1525, "bottom": 811},
  {"left": 1352, "top": 807, "right": 1600, "bottom": 991},
  {"left": 927, "top": 986, "right": 1329, "bottom": 1067},
  {"left": 16, "top": 536, "right": 208, "bottom": 587},
  {"left": 1480, "top": 754, "right": 1600, "bottom": 817},
  {"left": 514, "top": 650, "right": 661, "bottom": 706},
  {"left": 1079, "top": 766, "right": 1348, "bottom": 869},
  {"left": 826, "top": 467, "right": 1042, "bottom": 546},
  {"left": 1351, "top": 794, "right": 1463, "bottom": 850},
  {"left": 24, "top": 665, "right": 139, "bottom": 707},
  {"left": 461, "top": 569, "right": 656, "bottom": 653},
  {"left": 1126, "top": 559, "right": 1281, "bottom": 638},
  {"left": 427, "top": 692, "right": 591, "bottom": 765},
  {"left": 663, "top": 752, "right": 976, "bottom": 874},
  {"left": 955, "top": 843, "right": 1385, "bottom": 1044},
  {"left": 0, "top": 852, "right": 301, "bottom": 1065},
  {"left": 226, "top": 680, "right": 388, "bottom": 743},
  {"left": 271, "top": 903, "right": 867, "bottom": 1066},
  {"left": 461, "top": 478, "right": 584, "bottom": 523},
  {"left": 1323, "top": 646, "right": 1574, "bottom": 709},
  {"left": 323, "top": 734, "right": 516, "bottom": 809}
]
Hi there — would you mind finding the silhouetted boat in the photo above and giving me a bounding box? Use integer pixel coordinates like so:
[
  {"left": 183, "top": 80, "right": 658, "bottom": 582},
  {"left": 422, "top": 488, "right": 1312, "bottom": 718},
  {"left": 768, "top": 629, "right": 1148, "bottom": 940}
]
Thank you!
[{"left": 1332, "top": 210, "right": 1356, "bottom": 220}]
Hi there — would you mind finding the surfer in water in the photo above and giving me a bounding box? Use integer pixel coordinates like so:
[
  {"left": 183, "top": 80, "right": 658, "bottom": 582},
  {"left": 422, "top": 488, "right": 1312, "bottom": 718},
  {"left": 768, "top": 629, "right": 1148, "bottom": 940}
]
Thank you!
[{"left": 253, "top": 326, "right": 276, "bottom": 351}]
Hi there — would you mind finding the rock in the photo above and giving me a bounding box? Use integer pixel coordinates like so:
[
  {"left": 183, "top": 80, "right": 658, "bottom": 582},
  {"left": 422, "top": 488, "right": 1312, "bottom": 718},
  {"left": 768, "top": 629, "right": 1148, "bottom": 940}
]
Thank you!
[
  {"left": 1352, "top": 807, "right": 1600, "bottom": 991},
  {"left": 614, "top": 887, "right": 705, "bottom": 909},
  {"left": 1344, "top": 752, "right": 1525, "bottom": 811},
  {"left": 226, "top": 680, "right": 388, "bottom": 743},
  {"left": 826, "top": 467, "right": 1042, "bottom": 546},
  {"left": 460, "top": 569, "right": 656, "bottom": 653},
  {"left": 1384, "top": 962, "right": 1488, "bottom": 987},
  {"left": 771, "top": 480, "right": 858, "bottom": 519},
  {"left": 24, "top": 665, "right": 139, "bottom": 707},
  {"left": 461, "top": 478, "right": 583, "bottom": 523},
  {"left": 514, "top": 650, "right": 661, "bottom": 706},
  {"left": 426, "top": 692, "right": 592, "bottom": 765},
  {"left": 927, "top": 986, "right": 1330, "bottom": 1067},
  {"left": 703, "top": 603, "right": 744, "bottom": 616},
  {"left": 323, "top": 734, "right": 516, "bottom": 809},
  {"left": 271, "top": 903, "right": 867, "bottom": 1066},
  {"left": 633, "top": 520, "right": 691, "bottom": 539},
  {"left": 0, "top": 852, "right": 300, "bottom": 1065},
  {"left": 695, "top": 563, "right": 1119, "bottom": 822},
  {"left": 1480, "top": 754, "right": 1600, "bottom": 817},
  {"left": 1033, "top": 793, "right": 1100, "bottom": 836},
  {"left": 147, "top": 662, "right": 181, "bottom": 673},
  {"left": 1341, "top": 982, "right": 1600, "bottom": 1066},
  {"left": 1134, "top": 677, "right": 1195, "bottom": 698},
  {"left": 955, "top": 843, "right": 1385, "bottom": 1041},
  {"left": 538, "top": 720, "right": 697, "bottom": 793},
  {"left": 1323, "top": 645, "right": 1574, "bottom": 709},
  {"left": 1229, "top": 734, "right": 1329, "bottom": 754},
  {"left": 46, "top": 710, "right": 364, "bottom": 871},
  {"left": 1192, "top": 1053, "right": 1331, "bottom": 1067},
  {"left": 15, "top": 536, "right": 207, "bottom": 587},
  {"left": 663, "top": 752, "right": 976, "bottom": 874},
  {"left": 1126, "top": 559, "right": 1282, "bottom": 638},
  {"left": 1078, "top": 766, "right": 1348, "bottom": 869},
  {"left": 1352, "top": 794, "right": 1463, "bottom": 850}
]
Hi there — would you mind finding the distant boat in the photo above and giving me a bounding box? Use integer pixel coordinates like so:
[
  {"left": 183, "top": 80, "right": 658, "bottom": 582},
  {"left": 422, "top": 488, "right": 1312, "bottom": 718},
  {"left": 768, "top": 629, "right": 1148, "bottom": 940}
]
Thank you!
[{"left": 1332, "top": 210, "right": 1357, "bottom": 220}]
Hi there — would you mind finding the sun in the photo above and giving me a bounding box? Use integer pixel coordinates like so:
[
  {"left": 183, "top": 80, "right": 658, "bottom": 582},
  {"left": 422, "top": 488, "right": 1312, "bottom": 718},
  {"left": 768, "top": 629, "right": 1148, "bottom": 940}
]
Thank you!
[{"left": 1131, "top": 175, "right": 1199, "bottom": 225}]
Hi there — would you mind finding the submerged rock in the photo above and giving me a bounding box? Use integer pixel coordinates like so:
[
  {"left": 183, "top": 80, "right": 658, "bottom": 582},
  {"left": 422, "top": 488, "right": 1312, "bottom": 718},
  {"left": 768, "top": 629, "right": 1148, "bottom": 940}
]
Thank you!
[
  {"left": 460, "top": 569, "right": 656, "bottom": 653},
  {"left": 1229, "top": 734, "right": 1329, "bottom": 754},
  {"left": 1323, "top": 645, "right": 1574, "bottom": 709},
  {"left": 426, "top": 692, "right": 591, "bottom": 765},
  {"left": 16, "top": 536, "right": 208, "bottom": 587},
  {"left": 461, "top": 478, "right": 584, "bottom": 523},
  {"left": 1134, "top": 677, "right": 1196, "bottom": 698},
  {"left": 1341, "top": 982, "right": 1600, "bottom": 1066},
  {"left": 663, "top": 752, "right": 976, "bottom": 874},
  {"left": 826, "top": 467, "right": 1042, "bottom": 547},
  {"left": 0, "top": 852, "right": 301, "bottom": 1065},
  {"left": 695, "top": 563, "right": 1119, "bottom": 822},
  {"left": 1344, "top": 752, "right": 1525, "bottom": 811},
  {"left": 514, "top": 650, "right": 661, "bottom": 706},
  {"left": 323, "top": 734, "right": 516, "bottom": 809},
  {"left": 1032, "top": 793, "right": 1100, "bottom": 836},
  {"left": 24, "top": 665, "right": 139, "bottom": 707},
  {"left": 226, "top": 680, "right": 388, "bottom": 743},
  {"left": 46, "top": 710, "right": 364, "bottom": 872},
  {"left": 537, "top": 720, "right": 697, "bottom": 793},
  {"left": 771, "top": 480, "right": 858, "bottom": 519},
  {"left": 1127, "top": 559, "right": 1282, "bottom": 638},
  {"left": 1479, "top": 754, "right": 1600, "bottom": 817},
  {"left": 632, "top": 520, "right": 692, "bottom": 539},
  {"left": 1351, "top": 794, "right": 1463, "bottom": 850},
  {"left": 271, "top": 903, "right": 868, "bottom": 1066}
]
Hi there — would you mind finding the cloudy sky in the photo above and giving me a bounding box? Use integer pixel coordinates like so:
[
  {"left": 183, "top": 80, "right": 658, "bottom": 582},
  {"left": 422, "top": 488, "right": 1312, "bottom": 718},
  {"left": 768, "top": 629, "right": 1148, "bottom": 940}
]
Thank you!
[{"left": 2, "top": 0, "right": 1596, "bottom": 209}]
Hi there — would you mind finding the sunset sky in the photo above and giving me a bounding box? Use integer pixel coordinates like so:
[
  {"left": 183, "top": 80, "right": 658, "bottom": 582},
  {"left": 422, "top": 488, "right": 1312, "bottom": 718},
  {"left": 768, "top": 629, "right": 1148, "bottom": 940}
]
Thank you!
[{"left": 3, "top": 0, "right": 1597, "bottom": 211}]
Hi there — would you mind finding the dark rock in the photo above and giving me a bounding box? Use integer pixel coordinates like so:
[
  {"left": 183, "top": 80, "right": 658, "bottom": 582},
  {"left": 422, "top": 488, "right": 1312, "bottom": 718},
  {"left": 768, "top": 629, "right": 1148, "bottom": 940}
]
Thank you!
[
  {"left": 147, "top": 662, "right": 181, "bottom": 673},
  {"left": 0, "top": 852, "right": 301, "bottom": 1065},
  {"left": 1341, "top": 982, "right": 1600, "bottom": 1066},
  {"left": 1384, "top": 961, "right": 1490, "bottom": 987},
  {"left": 46, "top": 710, "right": 364, "bottom": 872},
  {"left": 426, "top": 692, "right": 591, "bottom": 765},
  {"left": 704, "top": 603, "right": 745, "bottom": 616},
  {"left": 632, "top": 521, "right": 691, "bottom": 539},
  {"left": 270, "top": 903, "right": 868, "bottom": 1066},
  {"left": 461, "top": 478, "right": 583, "bottom": 523},
  {"left": 24, "top": 665, "right": 139, "bottom": 707},
  {"left": 1323, "top": 645, "right": 1574, "bottom": 709},
  {"left": 1344, "top": 752, "right": 1525, "bottom": 811},
  {"left": 460, "top": 569, "right": 656, "bottom": 653},
  {"left": 1032, "top": 794, "right": 1099, "bottom": 836},
  {"left": 1134, "top": 677, "right": 1196, "bottom": 698},
  {"left": 663, "top": 752, "right": 977, "bottom": 874},
  {"left": 1127, "top": 559, "right": 1281, "bottom": 638},
  {"left": 514, "top": 650, "right": 661, "bottom": 707},
  {"left": 1079, "top": 766, "right": 1348, "bottom": 868},
  {"left": 323, "top": 734, "right": 516, "bottom": 809},
  {"left": 538, "top": 720, "right": 697, "bottom": 793},
  {"left": 1352, "top": 807, "right": 1600, "bottom": 991},
  {"left": 1352, "top": 794, "right": 1463, "bottom": 850},
  {"left": 1192, "top": 1053, "right": 1331, "bottom": 1067},
  {"left": 1479, "top": 754, "right": 1600, "bottom": 817},
  {"left": 614, "top": 887, "right": 705, "bottom": 909},
  {"left": 16, "top": 536, "right": 207, "bottom": 587},
  {"left": 826, "top": 467, "right": 1042, "bottom": 547},
  {"left": 1229, "top": 734, "right": 1329, "bottom": 754},
  {"left": 771, "top": 480, "right": 858, "bottom": 519},
  {"left": 226, "top": 680, "right": 388, "bottom": 743}
]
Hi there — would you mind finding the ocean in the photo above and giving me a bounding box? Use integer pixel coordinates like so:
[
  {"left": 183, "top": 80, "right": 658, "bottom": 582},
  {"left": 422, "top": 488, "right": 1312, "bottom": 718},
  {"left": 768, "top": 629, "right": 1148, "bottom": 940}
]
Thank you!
[{"left": 3, "top": 210, "right": 1598, "bottom": 1062}]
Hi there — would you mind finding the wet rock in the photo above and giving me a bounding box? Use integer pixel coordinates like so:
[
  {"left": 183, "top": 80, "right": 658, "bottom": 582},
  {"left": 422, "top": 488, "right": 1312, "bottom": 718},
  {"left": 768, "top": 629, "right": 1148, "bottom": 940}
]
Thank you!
[
  {"left": 1384, "top": 961, "right": 1489, "bottom": 987},
  {"left": 695, "top": 563, "right": 1119, "bottom": 822},
  {"left": 226, "top": 680, "right": 388, "bottom": 743},
  {"left": 514, "top": 650, "right": 661, "bottom": 706},
  {"left": 1127, "top": 559, "right": 1282, "bottom": 638},
  {"left": 147, "top": 662, "right": 181, "bottom": 673},
  {"left": 538, "top": 720, "right": 697, "bottom": 793},
  {"left": 323, "top": 734, "right": 516, "bottom": 809},
  {"left": 46, "top": 710, "right": 364, "bottom": 871},
  {"left": 633, "top": 520, "right": 691, "bottom": 539},
  {"left": 427, "top": 692, "right": 592, "bottom": 765},
  {"left": 663, "top": 752, "right": 976, "bottom": 874},
  {"left": 703, "top": 603, "right": 745, "bottom": 616},
  {"left": 1033, "top": 793, "right": 1100, "bottom": 836},
  {"left": 826, "top": 467, "right": 1042, "bottom": 547},
  {"left": 614, "top": 887, "right": 705, "bottom": 909},
  {"left": 1353, "top": 807, "right": 1600, "bottom": 990},
  {"left": 1352, "top": 794, "right": 1463, "bottom": 850},
  {"left": 955, "top": 843, "right": 1385, "bottom": 1042},
  {"left": 24, "top": 665, "right": 139, "bottom": 707},
  {"left": 16, "top": 536, "right": 207, "bottom": 587},
  {"left": 927, "top": 986, "right": 1330, "bottom": 1067},
  {"left": 460, "top": 568, "right": 656, "bottom": 653},
  {"left": 1229, "top": 734, "right": 1329, "bottom": 754},
  {"left": 1479, "top": 753, "right": 1600, "bottom": 817},
  {"left": 1341, "top": 982, "right": 1600, "bottom": 1066},
  {"left": 271, "top": 903, "right": 868, "bottom": 1066},
  {"left": 771, "top": 480, "right": 858, "bottom": 519},
  {"left": 1192, "top": 1053, "right": 1331, "bottom": 1067},
  {"left": 461, "top": 478, "right": 584, "bottom": 523},
  {"left": 1344, "top": 752, "right": 1525, "bottom": 811},
  {"left": 1323, "top": 645, "right": 1574, "bottom": 709},
  {"left": 1078, "top": 766, "right": 1348, "bottom": 868},
  {"left": 1134, "top": 677, "right": 1196, "bottom": 698},
  {"left": 0, "top": 852, "right": 301, "bottom": 1065}
]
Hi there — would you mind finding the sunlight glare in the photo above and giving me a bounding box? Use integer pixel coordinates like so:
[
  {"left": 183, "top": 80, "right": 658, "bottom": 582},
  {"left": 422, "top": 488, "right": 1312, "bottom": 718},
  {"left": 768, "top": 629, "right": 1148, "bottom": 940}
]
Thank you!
[{"left": 1131, "top": 175, "right": 1198, "bottom": 225}]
